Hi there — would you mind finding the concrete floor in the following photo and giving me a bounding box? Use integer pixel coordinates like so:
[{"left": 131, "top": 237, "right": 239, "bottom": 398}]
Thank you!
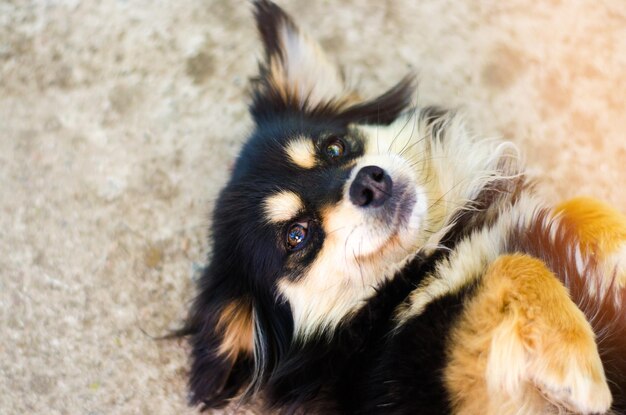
[{"left": 1, "top": 0, "right": 625, "bottom": 413}]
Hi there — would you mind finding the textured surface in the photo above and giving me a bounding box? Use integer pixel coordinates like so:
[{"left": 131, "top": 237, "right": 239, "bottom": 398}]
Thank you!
[{"left": 1, "top": 1, "right": 625, "bottom": 414}]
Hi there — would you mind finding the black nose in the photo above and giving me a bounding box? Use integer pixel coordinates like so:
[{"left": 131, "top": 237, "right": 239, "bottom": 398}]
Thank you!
[{"left": 349, "top": 166, "right": 393, "bottom": 208}]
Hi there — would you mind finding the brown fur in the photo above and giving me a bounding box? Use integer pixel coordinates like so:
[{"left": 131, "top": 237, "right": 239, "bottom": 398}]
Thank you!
[
  {"left": 446, "top": 254, "right": 610, "bottom": 415},
  {"left": 555, "top": 196, "right": 626, "bottom": 290},
  {"left": 555, "top": 197, "right": 626, "bottom": 257},
  {"left": 216, "top": 299, "right": 254, "bottom": 360}
]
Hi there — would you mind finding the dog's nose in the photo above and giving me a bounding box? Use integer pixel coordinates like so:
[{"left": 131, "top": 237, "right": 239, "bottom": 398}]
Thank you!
[{"left": 349, "top": 166, "right": 393, "bottom": 208}]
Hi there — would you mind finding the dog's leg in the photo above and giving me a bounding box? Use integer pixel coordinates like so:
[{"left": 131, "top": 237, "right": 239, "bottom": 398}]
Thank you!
[
  {"left": 445, "top": 254, "right": 611, "bottom": 415},
  {"left": 556, "top": 196, "right": 626, "bottom": 294}
]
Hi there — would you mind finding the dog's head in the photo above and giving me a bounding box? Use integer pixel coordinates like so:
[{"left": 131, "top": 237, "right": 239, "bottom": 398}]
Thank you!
[{"left": 183, "top": 0, "right": 512, "bottom": 408}]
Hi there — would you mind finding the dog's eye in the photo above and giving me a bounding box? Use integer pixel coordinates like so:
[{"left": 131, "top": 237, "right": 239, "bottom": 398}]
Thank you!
[
  {"left": 286, "top": 222, "right": 308, "bottom": 250},
  {"left": 325, "top": 137, "right": 346, "bottom": 159}
]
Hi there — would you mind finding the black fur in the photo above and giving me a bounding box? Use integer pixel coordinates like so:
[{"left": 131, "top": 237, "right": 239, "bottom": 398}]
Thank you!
[
  {"left": 337, "top": 75, "right": 417, "bottom": 125},
  {"left": 263, "top": 254, "right": 482, "bottom": 415},
  {"left": 254, "top": 0, "right": 293, "bottom": 61}
]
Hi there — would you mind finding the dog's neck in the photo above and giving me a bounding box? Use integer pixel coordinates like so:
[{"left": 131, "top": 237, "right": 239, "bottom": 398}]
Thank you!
[{"left": 413, "top": 112, "right": 522, "bottom": 252}]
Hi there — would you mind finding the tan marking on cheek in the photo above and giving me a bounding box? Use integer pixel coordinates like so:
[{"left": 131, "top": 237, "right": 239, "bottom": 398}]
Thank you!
[
  {"left": 445, "top": 254, "right": 610, "bottom": 415},
  {"left": 280, "top": 204, "right": 393, "bottom": 338},
  {"left": 264, "top": 191, "right": 304, "bottom": 223},
  {"left": 285, "top": 137, "right": 316, "bottom": 169},
  {"left": 321, "top": 199, "right": 408, "bottom": 261},
  {"left": 320, "top": 202, "right": 353, "bottom": 232},
  {"left": 216, "top": 299, "right": 254, "bottom": 360},
  {"left": 278, "top": 240, "right": 372, "bottom": 339}
]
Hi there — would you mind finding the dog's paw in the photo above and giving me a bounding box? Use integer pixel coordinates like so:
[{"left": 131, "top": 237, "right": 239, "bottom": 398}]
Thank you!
[
  {"left": 528, "top": 329, "right": 612, "bottom": 414},
  {"left": 459, "top": 255, "right": 613, "bottom": 415}
]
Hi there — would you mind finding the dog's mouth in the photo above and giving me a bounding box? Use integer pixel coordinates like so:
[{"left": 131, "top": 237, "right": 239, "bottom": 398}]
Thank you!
[
  {"left": 320, "top": 157, "right": 425, "bottom": 266},
  {"left": 343, "top": 176, "right": 422, "bottom": 261},
  {"left": 362, "top": 180, "right": 415, "bottom": 231},
  {"left": 372, "top": 181, "right": 420, "bottom": 243},
  {"left": 392, "top": 186, "right": 419, "bottom": 235}
]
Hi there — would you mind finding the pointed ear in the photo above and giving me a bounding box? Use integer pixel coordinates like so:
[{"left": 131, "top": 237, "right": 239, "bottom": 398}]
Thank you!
[
  {"left": 184, "top": 287, "right": 255, "bottom": 409},
  {"left": 337, "top": 74, "right": 417, "bottom": 125},
  {"left": 250, "top": 0, "right": 354, "bottom": 118}
]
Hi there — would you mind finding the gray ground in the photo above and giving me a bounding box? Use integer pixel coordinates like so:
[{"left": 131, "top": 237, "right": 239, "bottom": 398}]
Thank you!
[{"left": 1, "top": 0, "right": 625, "bottom": 414}]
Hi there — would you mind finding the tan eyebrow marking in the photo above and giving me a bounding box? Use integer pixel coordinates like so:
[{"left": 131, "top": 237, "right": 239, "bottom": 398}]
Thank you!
[
  {"left": 264, "top": 190, "right": 304, "bottom": 223},
  {"left": 285, "top": 137, "right": 316, "bottom": 169}
]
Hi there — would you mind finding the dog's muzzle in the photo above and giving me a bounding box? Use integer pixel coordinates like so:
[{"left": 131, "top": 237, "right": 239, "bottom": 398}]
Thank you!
[{"left": 349, "top": 166, "right": 393, "bottom": 208}]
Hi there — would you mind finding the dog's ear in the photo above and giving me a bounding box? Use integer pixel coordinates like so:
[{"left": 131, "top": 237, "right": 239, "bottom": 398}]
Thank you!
[
  {"left": 182, "top": 272, "right": 255, "bottom": 409},
  {"left": 182, "top": 265, "right": 293, "bottom": 409},
  {"left": 250, "top": 0, "right": 352, "bottom": 118},
  {"left": 337, "top": 74, "right": 417, "bottom": 125},
  {"left": 250, "top": 1, "right": 416, "bottom": 125}
]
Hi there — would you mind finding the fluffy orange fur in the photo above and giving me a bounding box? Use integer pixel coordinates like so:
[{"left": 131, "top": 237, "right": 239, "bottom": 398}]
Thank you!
[
  {"left": 445, "top": 254, "right": 610, "bottom": 415},
  {"left": 556, "top": 196, "right": 626, "bottom": 292},
  {"left": 555, "top": 197, "right": 626, "bottom": 256}
]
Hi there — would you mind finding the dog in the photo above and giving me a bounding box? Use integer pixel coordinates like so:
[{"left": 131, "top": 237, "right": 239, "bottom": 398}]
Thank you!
[{"left": 177, "top": 1, "right": 626, "bottom": 413}]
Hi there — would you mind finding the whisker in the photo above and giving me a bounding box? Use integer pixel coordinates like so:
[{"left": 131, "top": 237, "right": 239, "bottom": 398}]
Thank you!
[
  {"left": 387, "top": 103, "right": 419, "bottom": 154},
  {"left": 397, "top": 104, "right": 421, "bottom": 156}
]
